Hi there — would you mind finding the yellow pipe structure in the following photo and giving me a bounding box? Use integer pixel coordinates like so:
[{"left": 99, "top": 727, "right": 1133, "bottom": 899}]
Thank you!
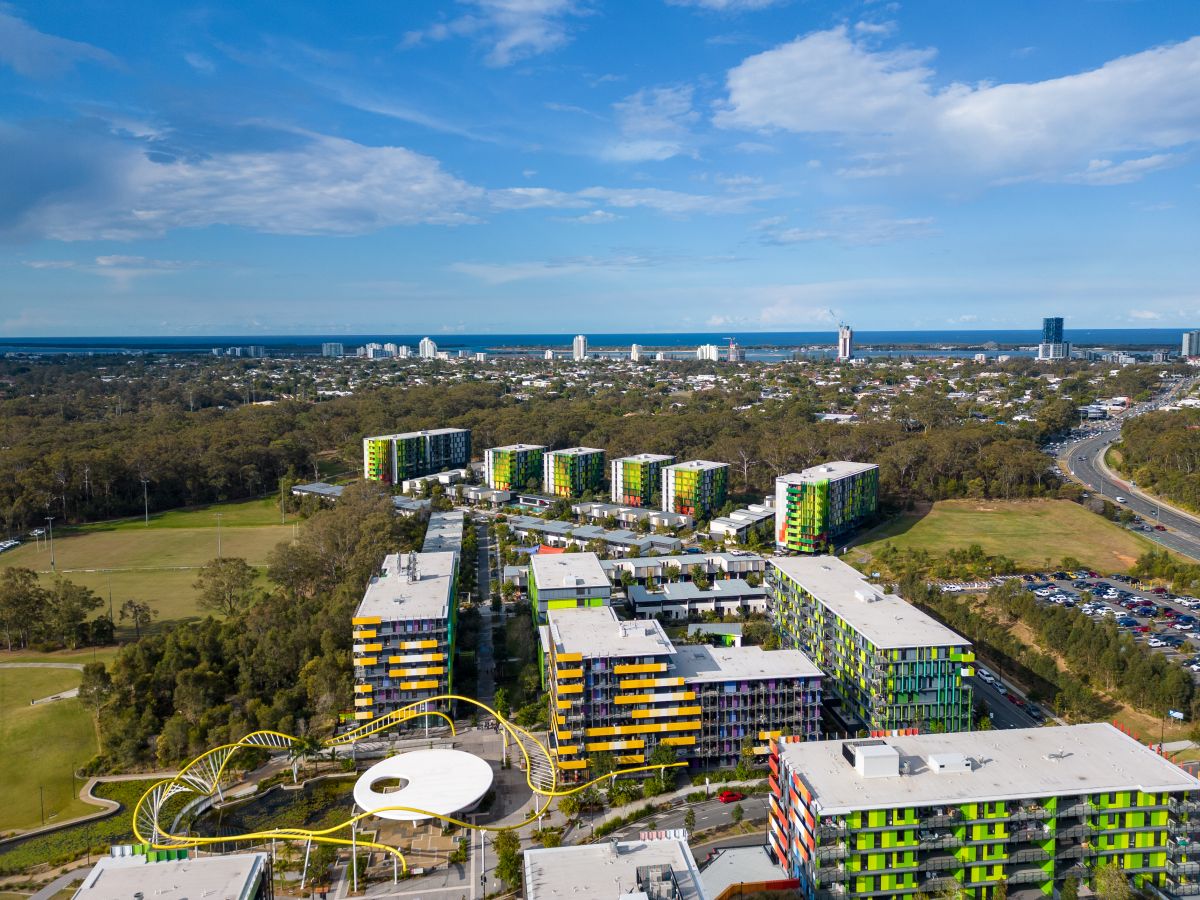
[{"left": 133, "top": 693, "right": 686, "bottom": 877}]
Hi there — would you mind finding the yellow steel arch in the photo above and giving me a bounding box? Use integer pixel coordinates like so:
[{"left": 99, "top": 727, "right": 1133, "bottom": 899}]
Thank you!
[{"left": 133, "top": 693, "right": 685, "bottom": 876}]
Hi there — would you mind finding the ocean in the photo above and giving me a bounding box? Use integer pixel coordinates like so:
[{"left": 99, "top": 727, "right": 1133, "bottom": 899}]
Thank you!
[{"left": 0, "top": 328, "right": 1186, "bottom": 357}]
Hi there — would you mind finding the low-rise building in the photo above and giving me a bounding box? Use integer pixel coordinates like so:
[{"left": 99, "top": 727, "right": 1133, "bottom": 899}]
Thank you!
[
  {"left": 506, "top": 515, "right": 682, "bottom": 556},
  {"left": 543, "top": 446, "right": 606, "bottom": 498},
  {"left": 774, "top": 461, "right": 878, "bottom": 553},
  {"left": 663, "top": 460, "right": 729, "bottom": 520},
  {"left": 627, "top": 577, "right": 767, "bottom": 620},
  {"left": 544, "top": 606, "right": 821, "bottom": 777},
  {"left": 363, "top": 428, "right": 472, "bottom": 485},
  {"left": 769, "top": 723, "right": 1200, "bottom": 899},
  {"left": 528, "top": 552, "right": 612, "bottom": 622},
  {"left": 710, "top": 503, "right": 775, "bottom": 544},
  {"left": 422, "top": 509, "right": 465, "bottom": 554},
  {"left": 290, "top": 481, "right": 429, "bottom": 517},
  {"left": 768, "top": 556, "right": 974, "bottom": 733},
  {"left": 572, "top": 500, "right": 693, "bottom": 531},
  {"left": 73, "top": 850, "right": 272, "bottom": 900},
  {"left": 463, "top": 484, "right": 513, "bottom": 507},
  {"left": 611, "top": 453, "right": 676, "bottom": 507},
  {"left": 485, "top": 444, "right": 545, "bottom": 492},
  {"left": 401, "top": 467, "right": 470, "bottom": 495},
  {"left": 602, "top": 551, "right": 766, "bottom": 587},
  {"left": 352, "top": 551, "right": 457, "bottom": 721},
  {"left": 523, "top": 836, "right": 709, "bottom": 900}
]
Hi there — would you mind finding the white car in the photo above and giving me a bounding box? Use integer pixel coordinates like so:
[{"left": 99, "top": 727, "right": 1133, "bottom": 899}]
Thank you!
[
  {"left": 1115, "top": 496, "right": 1127, "bottom": 503},
  {"left": 978, "top": 670, "right": 996, "bottom": 684},
  {"left": 1147, "top": 638, "right": 1167, "bottom": 648}
]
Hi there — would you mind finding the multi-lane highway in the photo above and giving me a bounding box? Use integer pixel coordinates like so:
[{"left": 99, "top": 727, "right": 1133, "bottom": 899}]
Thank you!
[{"left": 1060, "top": 378, "right": 1200, "bottom": 561}]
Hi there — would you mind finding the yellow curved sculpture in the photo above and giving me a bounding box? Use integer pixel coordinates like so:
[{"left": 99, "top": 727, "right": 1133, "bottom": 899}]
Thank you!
[{"left": 133, "top": 694, "right": 685, "bottom": 877}]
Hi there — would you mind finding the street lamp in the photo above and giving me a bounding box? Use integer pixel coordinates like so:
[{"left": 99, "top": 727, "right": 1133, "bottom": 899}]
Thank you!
[
  {"left": 46, "top": 517, "right": 55, "bottom": 572},
  {"left": 140, "top": 478, "right": 150, "bottom": 525}
]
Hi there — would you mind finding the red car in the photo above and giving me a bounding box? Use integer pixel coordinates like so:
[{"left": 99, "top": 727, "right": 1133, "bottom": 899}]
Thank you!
[
  {"left": 718, "top": 791, "right": 744, "bottom": 804},
  {"left": 1155, "top": 525, "right": 1167, "bottom": 532}
]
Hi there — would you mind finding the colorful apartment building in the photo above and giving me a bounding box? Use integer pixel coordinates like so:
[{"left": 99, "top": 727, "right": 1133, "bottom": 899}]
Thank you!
[
  {"left": 485, "top": 444, "right": 545, "bottom": 492},
  {"left": 543, "top": 447, "right": 606, "bottom": 498},
  {"left": 362, "top": 428, "right": 472, "bottom": 485},
  {"left": 351, "top": 551, "right": 457, "bottom": 721},
  {"left": 528, "top": 552, "right": 612, "bottom": 623},
  {"left": 543, "top": 605, "right": 822, "bottom": 780},
  {"left": 610, "top": 453, "right": 675, "bottom": 507},
  {"left": 775, "top": 462, "right": 879, "bottom": 554},
  {"left": 769, "top": 723, "right": 1200, "bottom": 899},
  {"left": 663, "top": 460, "right": 729, "bottom": 520},
  {"left": 767, "top": 556, "right": 974, "bottom": 734}
]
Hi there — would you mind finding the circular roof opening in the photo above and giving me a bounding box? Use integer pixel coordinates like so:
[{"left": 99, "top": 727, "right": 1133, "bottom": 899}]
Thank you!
[{"left": 353, "top": 749, "right": 494, "bottom": 822}]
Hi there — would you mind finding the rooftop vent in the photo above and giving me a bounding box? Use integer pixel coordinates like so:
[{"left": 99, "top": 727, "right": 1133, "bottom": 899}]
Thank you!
[
  {"left": 842, "top": 740, "right": 900, "bottom": 778},
  {"left": 928, "top": 752, "right": 972, "bottom": 774},
  {"left": 854, "top": 588, "right": 881, "bottom": 603}
]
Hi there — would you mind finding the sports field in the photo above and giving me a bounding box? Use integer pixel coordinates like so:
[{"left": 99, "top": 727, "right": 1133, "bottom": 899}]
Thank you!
[
  {"left": 0, "top": 668, "right": 97, "bottom": 833},
  {"left": 854, "top": 499, "right": 1158, "bottom": 573},
  {"left": 0, "top": 498, "right": 296, "bottom": 634}
]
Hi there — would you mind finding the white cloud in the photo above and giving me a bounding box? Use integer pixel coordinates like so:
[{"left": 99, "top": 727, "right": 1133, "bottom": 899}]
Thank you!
[
  {"left": 603, "top": 85, "right": 699, "bottom": 162},
  {"left": 853, "top": 20, "right": 896, "bottom": 37},
  {"left": 666, "top": 0, "right": 784, "bottom": 10},
  {"left": 1129, "top": 309, "right": 1163, "bottom": 320},
  {"left": 23, "top": 255, "right": 192, "bottom": 289},
  {"left": 556, "top": 209, "right": 620, "bottom": 224},
  {"left": 184, "top": 52, "right": 214, "bottom": 73},
  {"left": 1063, "top": 154, "right": 1179, "bottom": 186},
  {"left": 451, "top": 253, "right": 662, "bottom": 284},
  {"left": 717, "top": 28, "right": 1200, "bottom": 185},
  {"left": 403, "top": 1, "right": 587, "bottom": 67},
  {"left": 760, "top": 207, "right": 936, "bottom": 245},
  {"left": 0, "top": 10, "right": 117, "bottom": 77}
]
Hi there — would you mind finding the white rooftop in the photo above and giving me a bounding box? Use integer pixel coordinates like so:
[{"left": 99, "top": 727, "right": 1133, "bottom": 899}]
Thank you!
[
  {"left": 353, "top": 749, "right": 493, "bottom": 822},
  {"left": 781, "top": 723, "right": 1200, "bottom": 815},
  {"left": 666, "top": 459, "right": 729, "bottom": 472},
  {"left": 524, "top": 838, "right": 709, "bottom": 900},
  {"left": 488, "top": 443, "right": 545, "bottom": 452},
  {"left": 548, "top": 606, "right": 674, "bottom": 658},
  {"left": 777, "top": 461, "right": 878, "bottom": 483},
  {"left": 769, "top": 556, "right": 968, "bottom": 650},
  {"left": 354, "top": 551, "right": 455, "bottom": 621},
  {"left": 73, "top": 853, "right": 268, "bottom": 900},
  {"left": 670, "top": 643, "right": 821, "bottom": 683},
  {"left": 365, "top": 427, "right": 468, "bottom": 440},
  {"left": 530, "top": 552, "right": 610, "bottom": 589},
  {"left": 615, "top": 453, "right": 676, "bottom": 463},
  {"left": 546, "top": 446, "right": 604, "bottom": 456}
]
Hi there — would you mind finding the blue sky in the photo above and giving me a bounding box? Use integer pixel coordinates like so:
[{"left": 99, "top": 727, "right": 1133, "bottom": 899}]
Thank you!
[{"left": 1, "top": 0, "right": 1198, "bottom": 336}]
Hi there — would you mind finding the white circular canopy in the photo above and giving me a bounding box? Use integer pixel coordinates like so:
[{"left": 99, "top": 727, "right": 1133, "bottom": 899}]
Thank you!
[{"left": 353, "top": 749, "right": 494, "bottom": 822}]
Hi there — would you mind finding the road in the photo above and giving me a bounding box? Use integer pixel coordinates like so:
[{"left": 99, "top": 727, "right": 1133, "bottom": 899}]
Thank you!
[
  {"left": 605, "top": 794, "right": 769, "bottom": 842},
  {"left": 970, "top": 673, "right": 1042, "bottom": 730},
  {"left": 1065, "top": 430, "right": 1200, "bottom": 561}
]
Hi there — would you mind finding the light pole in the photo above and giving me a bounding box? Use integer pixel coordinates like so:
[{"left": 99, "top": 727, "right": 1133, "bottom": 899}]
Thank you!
[
  {"left": 46, "top": 517, "right": 55, "bottom": 572},
  {"left": 140, "top": 478, "right": 149, "bottom": 525},
  {"left": 216, "top": 513, "right": 223, "bottom": 559}
]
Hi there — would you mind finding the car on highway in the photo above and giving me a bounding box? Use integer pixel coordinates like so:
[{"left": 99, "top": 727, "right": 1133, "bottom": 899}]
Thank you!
[
  {"left": 1115, "top": 496, "right": 1127, "bottom": 503},
  {"left": 1155, "top": 524, "right": 1168, "bottom": 531},
  {"left": 718, "top": 791, "right": 744, "bottom": 804},
  {"left": 978, "top": 669, "right": 996, "bottom": 684}
]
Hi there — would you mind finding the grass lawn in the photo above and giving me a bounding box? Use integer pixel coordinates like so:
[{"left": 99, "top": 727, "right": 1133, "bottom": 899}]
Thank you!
[
  {"left": 854, "top": 499, "right": 1158, "bottom": 574},
  {"left": 0, "top": 647, "right": 121, "bottom": 667},
  {"left": 0, "top": 669, "right": 97, "bottom": 833},
  {"left": 1, "top": 498, "right": 294, "bottom": 635}
]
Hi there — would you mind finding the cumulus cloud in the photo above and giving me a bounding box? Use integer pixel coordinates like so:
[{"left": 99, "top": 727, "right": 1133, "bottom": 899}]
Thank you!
[
  {"left": 0, "top": 9, "right": 117, "bottom": 77},
  {"left": 403, "top": 0, "right": 587, "bottom": 67},
  {"left": 716, "top": 27, "right": 1200, "bottom": 185},
  {"left": 603, "top": 85, "right": 699, "bottom": 162}
]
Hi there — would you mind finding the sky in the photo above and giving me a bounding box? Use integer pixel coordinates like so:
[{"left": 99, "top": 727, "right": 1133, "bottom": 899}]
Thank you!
[{"left": 1, "top": 0, "right": 1198, "bottom": 336}]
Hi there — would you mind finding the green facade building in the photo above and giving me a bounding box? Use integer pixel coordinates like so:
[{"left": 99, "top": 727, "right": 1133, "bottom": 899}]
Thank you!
[
  {"left": 362, "top": 428, "right": 471, "bottom": 485},
  {"left": 662, "top": 459, "right": 729, "bottom": 520},
  {"left": 610, "top": 453, "right": 674, "bottom": 507},
  {"left": 768, "top": 555, "right": 974, "bottom": 734},
  {"left": 485, "top": 443, "right": 545, "bottom": 492},
  {"left": 770, "top": 723, "right": 1200, "bottom": 899},
  {"left": 542, "top": 447, "right": 605, "bottom": 498},
  {"left": 775, "top": 462, "right": 879, "bottom": 554}
]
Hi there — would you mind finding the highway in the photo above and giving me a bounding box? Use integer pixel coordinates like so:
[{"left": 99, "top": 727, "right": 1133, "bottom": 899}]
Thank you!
[
  {"left": 970, "top": 673, "right": 1044, "bottom": 730},
  {"left": 1060, "top": 378, "right": 1200, "bottom": 562}
]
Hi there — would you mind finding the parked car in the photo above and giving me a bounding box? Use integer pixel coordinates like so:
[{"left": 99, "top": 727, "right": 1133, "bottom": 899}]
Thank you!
[
  {"left": 1115, "top": 496, "right": 1127, "bottom": 503},
  {"left": 718, "top": 791, "right": 744, "bottom": 804}
]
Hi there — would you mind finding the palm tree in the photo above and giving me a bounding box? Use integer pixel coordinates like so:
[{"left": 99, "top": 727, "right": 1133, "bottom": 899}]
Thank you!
[{"left": 288, "top": 735, "right": 323, "bottom": 784}]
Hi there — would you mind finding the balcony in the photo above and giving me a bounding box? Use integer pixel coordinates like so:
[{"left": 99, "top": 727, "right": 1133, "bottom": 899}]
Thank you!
[
  {"left": 1009, "top": 805, "right": 1053, "bottom": 822},
  {"left": 1172, "top": 798, "right": 1200, "bottom": 815},
  {"left": 1006, "top": 867, "right": 1052, "bottom": 886}
]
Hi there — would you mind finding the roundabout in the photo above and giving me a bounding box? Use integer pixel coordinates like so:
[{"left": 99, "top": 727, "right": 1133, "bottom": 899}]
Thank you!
[{"left": 352, "top": 748, "right": 493, "bottom": 822}]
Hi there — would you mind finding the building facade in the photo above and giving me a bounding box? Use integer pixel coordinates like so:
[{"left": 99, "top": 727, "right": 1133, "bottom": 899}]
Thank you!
[
  {"left": 543, "top": 447, "right": 605, "bottom": 498},
  {"left": 573, "top": 334, "right": 588, "bottom": 361},
  {"left": 321, "top": 342, "right": 344, "bottom": 357},
  {"left": 362, "top": 428, "right": 472, "bottom": 485},
  {"left": 775, "top": 462, "right": 879, "bottom": 554},
  {"left": 544, "top": 606, "right": 822, "bottom": 779},
  {"left": 769, "top": 724, "right": 1200, "bottom": 899},
  {"left": 529, "top": 552, "right": 613, "bottom": 623},
  {"left": 837, "top": 325, "right": 853, "bottom": 361},
  {"left": 485, "top": 443, "right": 545, "bottom": 491},
  {"left": 1184, "top": 330, "right": 1200, "bottom": 358},
  {"left": 352, "top": 551, "right": 457, "bottom": 721},
  {"left": 611, "top": 453, "right": 675, "bottom": 507},
  {"left": 1037, "top": 316, "right": 1070, "bottom": 361},
  {"left": 768, "top": 556, "right": 974, "bottom": 733},
  {"left": 697, "top": 344, "right": 721, "bottom": 362},
  {"left": 418, "top": 337, "right": 438, "bottom": 358},
  {"left": 663, "top": 460, "right": 729, "bottom": 520}
]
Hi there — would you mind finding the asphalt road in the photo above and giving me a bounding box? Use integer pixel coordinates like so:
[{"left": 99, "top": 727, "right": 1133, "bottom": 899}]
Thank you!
[
  {"left": 1065, "top": 430, "right": 1200, "bottom": 561},
  {"left": 970, "top": 673, "right": 1042, "bottom": 730},
  {"left": 605, "top": 794, "right": 769, "bottom": 842}
]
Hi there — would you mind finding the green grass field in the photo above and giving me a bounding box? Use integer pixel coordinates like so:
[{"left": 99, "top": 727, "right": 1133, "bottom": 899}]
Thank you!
[
  {"left": 0, "top": 669, "right": 97, "bottom": 833},
  {"left": 855, "top": 499, "right": 1158, "bottom": 573},
  {"left": 0, "top": 498, "right": 296, "bottom": 635}
]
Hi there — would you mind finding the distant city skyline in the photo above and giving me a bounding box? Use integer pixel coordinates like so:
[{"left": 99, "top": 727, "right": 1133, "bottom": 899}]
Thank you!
[{"left": 0, "top": 2, "right": 1198, "bottom": 335}]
